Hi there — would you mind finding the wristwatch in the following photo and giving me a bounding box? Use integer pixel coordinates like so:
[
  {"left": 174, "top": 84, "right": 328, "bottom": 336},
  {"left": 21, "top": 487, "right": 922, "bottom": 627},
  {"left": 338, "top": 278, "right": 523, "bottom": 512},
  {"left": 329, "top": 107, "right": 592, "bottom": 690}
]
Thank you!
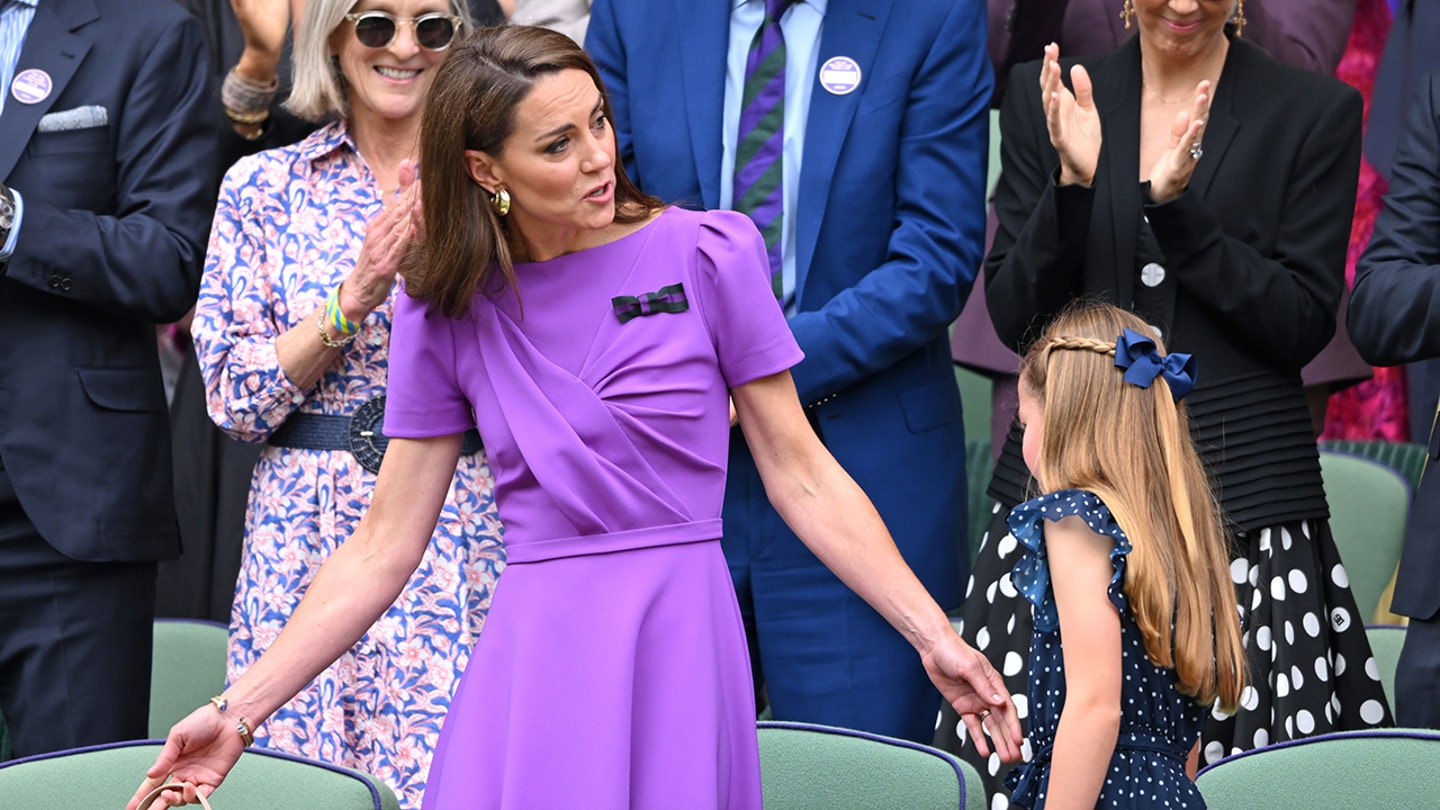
[{"left": 0, "top": 184, "right": 14, "bottom": 247}]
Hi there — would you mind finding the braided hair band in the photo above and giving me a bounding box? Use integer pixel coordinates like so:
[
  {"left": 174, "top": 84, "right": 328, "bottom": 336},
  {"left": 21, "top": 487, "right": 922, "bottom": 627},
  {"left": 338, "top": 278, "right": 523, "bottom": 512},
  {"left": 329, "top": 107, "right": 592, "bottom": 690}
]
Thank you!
[{"left": 1039, "top": 328, "right": 1197, "bottom": 401}]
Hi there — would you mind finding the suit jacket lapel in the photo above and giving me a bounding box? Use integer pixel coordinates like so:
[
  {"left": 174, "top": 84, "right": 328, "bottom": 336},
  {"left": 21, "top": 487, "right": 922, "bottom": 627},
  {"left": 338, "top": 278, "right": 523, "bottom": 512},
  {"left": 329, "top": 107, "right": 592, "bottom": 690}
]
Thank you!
[
  {"left": 0, "top": 0, "right": 96, "bottom": 181},
  {"left": 1097, "top": 36, "right": 1141, "bottom": 308},
  {"left": 678, "top": 0, "right": 731, "bottom": 209},
  {"left": 1187, "top": 34, "right": 1244, "bottom": 200},
  {"left": 795, "top": 0, "right": 888, "bottom": 297}
]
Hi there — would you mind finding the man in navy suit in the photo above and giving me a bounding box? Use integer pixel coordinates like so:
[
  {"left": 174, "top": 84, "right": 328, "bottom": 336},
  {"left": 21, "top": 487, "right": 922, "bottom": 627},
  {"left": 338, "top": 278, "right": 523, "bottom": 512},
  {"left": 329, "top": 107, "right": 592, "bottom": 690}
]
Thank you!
[
  {"left": 0, "top": 0, "right": 215, "bottom": 755},
  {"left": 1349, "top": 69, "right": 1440, "bottom": 731},
  {"left": 587, "top": 0, "right": 990, "bottom": 742}
]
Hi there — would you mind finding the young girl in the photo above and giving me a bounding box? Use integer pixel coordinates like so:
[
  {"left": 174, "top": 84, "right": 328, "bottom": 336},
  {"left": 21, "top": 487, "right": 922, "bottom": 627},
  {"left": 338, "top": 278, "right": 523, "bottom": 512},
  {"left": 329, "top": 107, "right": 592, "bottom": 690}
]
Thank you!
[{"left": 998, "top": 302, "right": 1246, "bottom": 809}]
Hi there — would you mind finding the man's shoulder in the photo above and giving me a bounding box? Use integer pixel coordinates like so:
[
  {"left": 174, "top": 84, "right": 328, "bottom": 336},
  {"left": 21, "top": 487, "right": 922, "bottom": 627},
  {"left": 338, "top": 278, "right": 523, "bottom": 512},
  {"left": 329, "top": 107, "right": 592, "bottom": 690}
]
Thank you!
[{"left": 67, "top": 0, "right": 202, "bottom": 45}]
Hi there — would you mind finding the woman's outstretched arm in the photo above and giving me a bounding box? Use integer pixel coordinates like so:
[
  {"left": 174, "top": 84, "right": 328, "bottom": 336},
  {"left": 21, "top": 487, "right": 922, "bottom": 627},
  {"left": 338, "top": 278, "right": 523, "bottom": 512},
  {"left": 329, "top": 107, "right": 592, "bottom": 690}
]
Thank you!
[
  {"left": 732, "top": 369, "right": 1023, "bottom": 762},
  {"left": 128, "top": 434, "right": 464, "bottom": 809}
]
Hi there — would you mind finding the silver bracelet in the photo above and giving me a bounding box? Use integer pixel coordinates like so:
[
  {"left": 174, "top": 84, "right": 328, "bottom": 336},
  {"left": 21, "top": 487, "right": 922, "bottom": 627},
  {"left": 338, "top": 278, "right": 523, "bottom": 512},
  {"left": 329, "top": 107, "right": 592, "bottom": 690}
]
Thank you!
[{"left": 222, "top": 66, "right": 278, "bottom": 117}]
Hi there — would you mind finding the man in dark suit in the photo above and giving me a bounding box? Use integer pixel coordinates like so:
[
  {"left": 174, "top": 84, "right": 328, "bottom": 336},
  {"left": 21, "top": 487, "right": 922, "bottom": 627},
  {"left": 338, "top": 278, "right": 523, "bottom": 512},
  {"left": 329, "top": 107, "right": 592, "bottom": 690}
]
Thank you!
[
  {"left": 587, "top": 0, "right": 990, "bottom": 743},
  {"left": 1349, "top": 69, "right": 1440, "bottom": 731},
  {"left": 0, "top": 0, "right": 216, "bottom": 755}
]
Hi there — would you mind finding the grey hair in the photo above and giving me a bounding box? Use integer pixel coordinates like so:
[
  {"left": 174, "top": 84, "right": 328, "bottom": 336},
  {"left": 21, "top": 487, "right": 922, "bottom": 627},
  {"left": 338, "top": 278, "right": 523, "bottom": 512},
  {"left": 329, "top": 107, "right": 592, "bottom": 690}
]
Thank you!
[{"left": 284, "top": 0, "right": 472, "bottom": 122}]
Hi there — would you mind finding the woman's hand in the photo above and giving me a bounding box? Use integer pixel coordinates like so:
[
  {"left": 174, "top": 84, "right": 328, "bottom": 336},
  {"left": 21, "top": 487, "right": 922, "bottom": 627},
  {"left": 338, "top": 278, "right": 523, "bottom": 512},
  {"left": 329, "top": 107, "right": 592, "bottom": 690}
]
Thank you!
[
  {"left": 923, "top": 632, "right": 1025, "bottom": 762},
  {"left": 126, "top": 705, "right": 245, "bottom": 810},
  {"left": 231, "top": 0, "right": 291, "bottom": 79},
  {"left": 1146, "top": 81, "right": 1212, "bottom": 203},
  {"left": 1041, "top": 42, "right": 1102, "bottom": 188},
  {"left": 337, "top": 161, "right": 421, "bottom": 321}
]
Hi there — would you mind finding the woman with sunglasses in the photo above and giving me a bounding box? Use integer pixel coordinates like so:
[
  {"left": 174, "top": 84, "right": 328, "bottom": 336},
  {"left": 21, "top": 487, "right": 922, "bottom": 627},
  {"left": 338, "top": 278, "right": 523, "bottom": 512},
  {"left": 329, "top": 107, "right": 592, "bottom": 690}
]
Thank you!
[
  {"left": 173, "top": 2, "right": 503, "bottom": 808},
  {"left": 131, "top": 24, "right": 1023, "bottom": 810}
]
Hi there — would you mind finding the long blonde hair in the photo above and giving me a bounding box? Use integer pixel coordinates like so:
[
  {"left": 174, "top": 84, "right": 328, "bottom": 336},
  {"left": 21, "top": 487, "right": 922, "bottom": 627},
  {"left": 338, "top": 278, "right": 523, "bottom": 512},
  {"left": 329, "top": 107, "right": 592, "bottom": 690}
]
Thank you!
[{"left": 1019, "top": 302, "right": 1246, "bottom": 711}]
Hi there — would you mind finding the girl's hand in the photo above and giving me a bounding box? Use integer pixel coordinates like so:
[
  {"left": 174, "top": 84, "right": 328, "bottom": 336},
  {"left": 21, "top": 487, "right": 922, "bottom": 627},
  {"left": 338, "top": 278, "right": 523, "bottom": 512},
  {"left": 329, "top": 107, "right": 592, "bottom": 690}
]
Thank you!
[
  {"left": 126, "top": 705, "right": 245, "bottom": 810},
  {"left": 1146, "top": 80, "right": 1212, "bottom": 203},
  {"left": 338, "top": 161, "right": 420, "bottom": 318},
  {"left": 923, "top": 633, "right": 1025, "bottom": 762},
  {"left": 1041, "top": 42, "right": 1102, "bottom": 187}
]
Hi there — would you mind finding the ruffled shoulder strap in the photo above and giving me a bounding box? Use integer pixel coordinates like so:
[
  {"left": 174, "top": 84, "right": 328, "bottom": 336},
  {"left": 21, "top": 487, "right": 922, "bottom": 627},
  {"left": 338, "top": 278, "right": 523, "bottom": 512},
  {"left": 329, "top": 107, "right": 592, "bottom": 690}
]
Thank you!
[{"left": 1007, "top": 489, "right": 1133, "bottom": 632}]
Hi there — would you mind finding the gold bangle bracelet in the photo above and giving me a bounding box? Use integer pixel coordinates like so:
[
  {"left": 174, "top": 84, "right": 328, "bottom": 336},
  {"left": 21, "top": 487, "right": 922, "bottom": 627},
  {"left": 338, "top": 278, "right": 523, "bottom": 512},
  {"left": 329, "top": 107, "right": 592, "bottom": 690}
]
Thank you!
[
  {"left": 225, "top": 106, "right": 271, "bottom": 125},
  {"left": 235, "top": 715, "right": 256, "bottom": 748}
]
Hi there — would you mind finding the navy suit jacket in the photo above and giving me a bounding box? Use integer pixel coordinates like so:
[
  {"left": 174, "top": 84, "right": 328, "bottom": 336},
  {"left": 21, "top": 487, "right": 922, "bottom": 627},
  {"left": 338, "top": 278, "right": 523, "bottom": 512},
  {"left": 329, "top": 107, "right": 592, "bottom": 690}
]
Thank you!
[
  {"left": 0, "top": 0, "right": 216, "bottom": 562},
  {"left": 587, "top": 0, "right": 991, "bottom": 603},
  {"left": 1349, "top": 71, "right": 1440, "bottom": 621}
]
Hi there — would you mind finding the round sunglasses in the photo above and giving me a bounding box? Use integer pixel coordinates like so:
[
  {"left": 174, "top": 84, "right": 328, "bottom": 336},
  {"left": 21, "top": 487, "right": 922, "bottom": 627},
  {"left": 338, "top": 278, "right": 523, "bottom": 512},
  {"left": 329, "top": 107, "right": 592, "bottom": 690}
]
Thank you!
[{"left": 343, "top": 11, "right": 464, "bottom": 51}]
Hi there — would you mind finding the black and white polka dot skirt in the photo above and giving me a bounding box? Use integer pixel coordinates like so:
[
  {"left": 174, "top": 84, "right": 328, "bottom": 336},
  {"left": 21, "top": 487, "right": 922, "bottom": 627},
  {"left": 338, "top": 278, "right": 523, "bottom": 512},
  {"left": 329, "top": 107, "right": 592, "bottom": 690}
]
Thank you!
[{"left": 934, "top": 501, "right": 1395, "bottom": 809}]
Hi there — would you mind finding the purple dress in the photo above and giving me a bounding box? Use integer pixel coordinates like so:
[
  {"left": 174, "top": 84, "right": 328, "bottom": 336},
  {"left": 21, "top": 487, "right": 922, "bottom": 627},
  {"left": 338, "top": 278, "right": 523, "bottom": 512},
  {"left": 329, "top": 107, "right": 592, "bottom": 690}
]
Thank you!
[{"left": 386, "top": 208, "right": 803, "bottom": 808}]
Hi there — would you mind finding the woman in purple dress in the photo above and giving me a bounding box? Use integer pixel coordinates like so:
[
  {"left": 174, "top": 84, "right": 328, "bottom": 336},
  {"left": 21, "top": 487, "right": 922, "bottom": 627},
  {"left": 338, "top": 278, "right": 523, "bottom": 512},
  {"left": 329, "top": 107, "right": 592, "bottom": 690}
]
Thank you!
[{"left": 131, "top": 26, "right": 1022, "bottom": 810}]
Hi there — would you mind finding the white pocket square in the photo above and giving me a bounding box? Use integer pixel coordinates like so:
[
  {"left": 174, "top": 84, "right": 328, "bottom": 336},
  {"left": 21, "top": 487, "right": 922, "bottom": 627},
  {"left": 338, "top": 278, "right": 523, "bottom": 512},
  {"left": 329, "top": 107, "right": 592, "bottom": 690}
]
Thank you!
[{"left": 36, "top": 105, "right": 108, "bottom": 133}]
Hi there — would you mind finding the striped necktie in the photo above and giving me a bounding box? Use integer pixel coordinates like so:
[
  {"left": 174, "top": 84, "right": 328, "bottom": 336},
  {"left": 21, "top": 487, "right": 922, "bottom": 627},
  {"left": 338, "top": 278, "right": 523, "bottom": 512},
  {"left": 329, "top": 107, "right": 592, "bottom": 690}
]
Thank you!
[{"left": 734, "top": 0, "right": 792, "bottom": 300}]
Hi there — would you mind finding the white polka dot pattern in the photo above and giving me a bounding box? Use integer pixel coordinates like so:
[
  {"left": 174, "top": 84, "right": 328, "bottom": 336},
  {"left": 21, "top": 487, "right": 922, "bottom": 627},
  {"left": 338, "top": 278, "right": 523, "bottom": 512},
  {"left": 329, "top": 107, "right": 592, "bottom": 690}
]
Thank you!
[{"left": 935, "top": 494, "right": 1396, "bottom": 809}]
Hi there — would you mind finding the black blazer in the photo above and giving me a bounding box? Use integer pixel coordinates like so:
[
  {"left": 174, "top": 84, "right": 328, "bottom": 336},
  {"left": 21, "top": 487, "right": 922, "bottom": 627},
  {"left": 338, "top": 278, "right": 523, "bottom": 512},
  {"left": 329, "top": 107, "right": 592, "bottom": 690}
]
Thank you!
[
  {"left": 0, "top": 0, "right": 217, "bottom": 561},
  {"left": 984, "top": 34, "right": 1362, "bottom": 527},
  {"left": 1349, "top": 72, "right": 1440, "bottom": 621}
]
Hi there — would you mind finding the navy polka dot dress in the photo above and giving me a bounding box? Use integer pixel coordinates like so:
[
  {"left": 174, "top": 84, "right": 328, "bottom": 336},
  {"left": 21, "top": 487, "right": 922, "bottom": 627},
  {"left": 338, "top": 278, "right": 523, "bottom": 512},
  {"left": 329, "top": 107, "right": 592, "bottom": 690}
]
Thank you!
[{"left": 1002, "top": 489, "right": 1206, "bottom": 809}]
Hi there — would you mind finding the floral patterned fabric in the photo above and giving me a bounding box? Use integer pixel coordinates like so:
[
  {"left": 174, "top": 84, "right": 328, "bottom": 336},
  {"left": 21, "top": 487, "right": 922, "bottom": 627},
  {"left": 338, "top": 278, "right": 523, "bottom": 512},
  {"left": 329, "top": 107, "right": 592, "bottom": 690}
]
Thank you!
[{"left": 193, "top": 120, "right": 506, "bottom": 810}]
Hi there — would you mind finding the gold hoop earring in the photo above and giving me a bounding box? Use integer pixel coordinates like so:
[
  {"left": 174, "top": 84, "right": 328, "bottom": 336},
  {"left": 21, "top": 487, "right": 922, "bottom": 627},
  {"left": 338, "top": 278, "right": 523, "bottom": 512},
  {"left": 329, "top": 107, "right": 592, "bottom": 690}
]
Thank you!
[
  {"left": 491, "top": 187, "right": 511, "bottom": 217},
  {"left": 1120, "top": 0, "right": 1135, "bottom": 29},
  {"left": 1233, "top": 0, "right": 1246, "bottom": 37}
]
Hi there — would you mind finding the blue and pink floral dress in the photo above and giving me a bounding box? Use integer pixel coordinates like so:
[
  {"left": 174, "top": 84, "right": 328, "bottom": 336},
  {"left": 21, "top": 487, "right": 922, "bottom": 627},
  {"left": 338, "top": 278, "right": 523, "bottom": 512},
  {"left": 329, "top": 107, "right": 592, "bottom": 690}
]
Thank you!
[{"left": 193, "top": 120, "right": 505, "bottom": 810}]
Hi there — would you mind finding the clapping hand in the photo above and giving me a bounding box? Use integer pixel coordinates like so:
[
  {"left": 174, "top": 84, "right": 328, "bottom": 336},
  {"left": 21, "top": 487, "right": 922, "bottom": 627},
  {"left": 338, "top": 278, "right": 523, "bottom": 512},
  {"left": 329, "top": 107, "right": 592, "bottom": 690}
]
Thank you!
[
  {"left": 1041, "top": 42, "right": 1101, "bottom": 188},
  {"left": 338, "top": 160, "right": 421, "bottom": 319},
  {"left": 1146, "top": 81, "right": 1212, "bottom": 203},
  {"left": 231, "top": 0, "right": 291, "bottom": 77}
]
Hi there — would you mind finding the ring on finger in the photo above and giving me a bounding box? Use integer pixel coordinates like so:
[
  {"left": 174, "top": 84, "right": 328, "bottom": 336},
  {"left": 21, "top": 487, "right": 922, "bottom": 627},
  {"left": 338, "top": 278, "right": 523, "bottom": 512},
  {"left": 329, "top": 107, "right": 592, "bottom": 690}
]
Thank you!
[{"left": 1189, "top": 142, "right": 1204, "bottom": 161}]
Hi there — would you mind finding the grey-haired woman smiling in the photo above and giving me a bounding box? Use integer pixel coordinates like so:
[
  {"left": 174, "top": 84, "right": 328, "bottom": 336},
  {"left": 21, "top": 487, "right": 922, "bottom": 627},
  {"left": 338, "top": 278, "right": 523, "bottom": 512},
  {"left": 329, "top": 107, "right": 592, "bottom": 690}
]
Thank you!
[{"left": 180, "top": 2, "right": 504, "bottom": 807}]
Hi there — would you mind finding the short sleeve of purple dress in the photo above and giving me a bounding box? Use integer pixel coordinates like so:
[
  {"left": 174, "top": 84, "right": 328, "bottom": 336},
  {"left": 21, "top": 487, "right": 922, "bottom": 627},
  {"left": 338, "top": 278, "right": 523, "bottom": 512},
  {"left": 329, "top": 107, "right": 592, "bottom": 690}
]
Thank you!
[{"left": 386, "top": 207, "right": 802, "bottom": 809}]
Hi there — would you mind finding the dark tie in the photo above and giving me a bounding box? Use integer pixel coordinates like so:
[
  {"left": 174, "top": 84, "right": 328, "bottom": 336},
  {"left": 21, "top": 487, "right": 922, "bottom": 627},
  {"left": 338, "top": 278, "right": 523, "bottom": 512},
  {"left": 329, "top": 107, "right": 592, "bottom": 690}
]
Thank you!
[{"left": 734, "top": 0, "right": 791, "bottom": 300}]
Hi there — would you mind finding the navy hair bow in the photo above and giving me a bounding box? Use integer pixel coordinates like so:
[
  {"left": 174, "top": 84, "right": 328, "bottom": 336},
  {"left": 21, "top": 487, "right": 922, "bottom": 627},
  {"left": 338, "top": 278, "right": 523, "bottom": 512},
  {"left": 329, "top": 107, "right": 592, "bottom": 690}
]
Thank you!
[
  {"left": 612, "top": 283, "right": 689, "bottom": 324},
  {"left": 1113, "top": 328, "right": 1197, "bottom": 401}
]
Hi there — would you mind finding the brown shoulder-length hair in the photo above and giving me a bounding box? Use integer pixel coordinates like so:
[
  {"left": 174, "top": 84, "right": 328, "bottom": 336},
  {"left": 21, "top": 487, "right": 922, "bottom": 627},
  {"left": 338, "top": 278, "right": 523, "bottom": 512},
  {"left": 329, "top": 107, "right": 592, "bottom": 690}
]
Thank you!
[
  {"left": 403, "top": 25, "right": 662, "bottom": 318},
  {"left": 1020, "top": 301, "right": 1247, "bottom": 712}
]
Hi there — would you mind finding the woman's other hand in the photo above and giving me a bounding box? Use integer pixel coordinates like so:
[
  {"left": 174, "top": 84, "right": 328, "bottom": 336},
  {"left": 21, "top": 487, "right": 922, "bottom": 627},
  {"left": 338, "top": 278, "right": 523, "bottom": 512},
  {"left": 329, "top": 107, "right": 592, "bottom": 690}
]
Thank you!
[
  {"left": 924, "top": 632, "right": 1024, "bottom": 762},
  {"left": 126, "top": 705, "right": 244, "bottom": 810},
  {"left": 1146, "top": 81, "right": 1211, "bottom": 203},
  {"left": 1041, "top": 42, "right": 1101, "bottom": 188},
  {"left": 231, "top": 0, "right": 291, "bottom": 79}
]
